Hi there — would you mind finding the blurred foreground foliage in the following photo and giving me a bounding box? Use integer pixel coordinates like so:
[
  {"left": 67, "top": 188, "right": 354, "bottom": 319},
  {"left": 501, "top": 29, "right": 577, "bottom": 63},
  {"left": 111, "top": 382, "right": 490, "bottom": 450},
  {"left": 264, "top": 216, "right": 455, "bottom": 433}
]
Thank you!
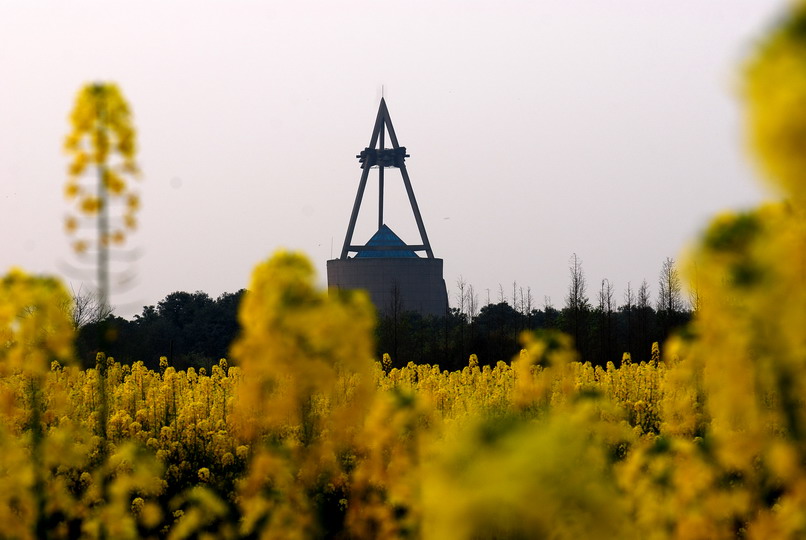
[{"left": 1, "top": 205, "right": 804, "bottom": 538}]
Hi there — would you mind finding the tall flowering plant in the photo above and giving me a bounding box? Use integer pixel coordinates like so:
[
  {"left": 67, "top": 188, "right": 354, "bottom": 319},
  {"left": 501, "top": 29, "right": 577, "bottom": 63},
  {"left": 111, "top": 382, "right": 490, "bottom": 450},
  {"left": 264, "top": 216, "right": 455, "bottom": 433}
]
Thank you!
[{"left": 64, "top": 83, "right": 139, "bottom": 314}]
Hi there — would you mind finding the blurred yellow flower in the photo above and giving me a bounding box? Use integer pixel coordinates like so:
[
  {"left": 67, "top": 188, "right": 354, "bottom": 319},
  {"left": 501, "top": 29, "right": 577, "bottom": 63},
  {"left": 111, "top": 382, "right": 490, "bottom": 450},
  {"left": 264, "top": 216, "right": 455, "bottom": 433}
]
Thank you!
[
  {"left": 64, "top": 216, "right": 78, "bottom": 234},
  {"left": 64, "top": 82, "right": 140, "bottom": 253},
  {"left": 64, "top": 182, "right": 80, "bottom": 199},
  {"left": 80, "top": 196, "right": 101, "bottom": 214}
]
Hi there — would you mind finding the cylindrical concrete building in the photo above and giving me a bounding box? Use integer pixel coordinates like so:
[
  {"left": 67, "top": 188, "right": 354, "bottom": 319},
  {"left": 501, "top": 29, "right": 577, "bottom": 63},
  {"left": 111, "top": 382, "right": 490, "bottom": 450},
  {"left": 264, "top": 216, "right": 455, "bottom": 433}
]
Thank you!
[{"left": 327, "top": 226, "right": 448, "bottom": 317}]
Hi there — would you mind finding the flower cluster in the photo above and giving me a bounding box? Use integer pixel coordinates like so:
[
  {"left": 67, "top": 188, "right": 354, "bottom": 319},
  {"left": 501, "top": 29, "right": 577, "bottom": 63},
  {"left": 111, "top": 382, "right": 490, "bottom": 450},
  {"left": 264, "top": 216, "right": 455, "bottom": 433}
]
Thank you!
[{"left": 64, "top": 83, "right": 139, "bottom": 253}]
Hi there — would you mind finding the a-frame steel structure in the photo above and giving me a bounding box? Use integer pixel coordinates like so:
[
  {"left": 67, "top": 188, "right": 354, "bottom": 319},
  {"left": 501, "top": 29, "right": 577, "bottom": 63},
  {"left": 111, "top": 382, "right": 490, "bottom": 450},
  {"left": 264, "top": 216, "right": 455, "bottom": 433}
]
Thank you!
[{"left": 340, "top": 98, "right": 434, "bottom": 259}]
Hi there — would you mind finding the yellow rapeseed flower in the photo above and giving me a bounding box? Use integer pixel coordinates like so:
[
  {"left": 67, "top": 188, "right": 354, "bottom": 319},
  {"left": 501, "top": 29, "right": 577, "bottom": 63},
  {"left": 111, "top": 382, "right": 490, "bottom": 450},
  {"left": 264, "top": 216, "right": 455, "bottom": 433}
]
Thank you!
[
  {"left": 64, "top": 182, "right": 80, "bottom": 199},
  {"left": 0, "top": 269, "right": 74, "bottom": 377},
  {"left": 745, "top": 1, "right": 806, "bottom": 202},
  {"left": 64, "top": 82, "right": 140, "bottom": 252},
  {"left": 80, "top": 196, "right": 101, "bottom": 214}
]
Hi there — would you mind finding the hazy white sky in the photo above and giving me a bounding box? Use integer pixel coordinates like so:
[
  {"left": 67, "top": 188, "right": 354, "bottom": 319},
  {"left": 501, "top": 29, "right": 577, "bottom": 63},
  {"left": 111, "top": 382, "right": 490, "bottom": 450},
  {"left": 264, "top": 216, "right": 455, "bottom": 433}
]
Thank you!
[{"left": 0, "top": 1, "right": 785, "bottom": 317}]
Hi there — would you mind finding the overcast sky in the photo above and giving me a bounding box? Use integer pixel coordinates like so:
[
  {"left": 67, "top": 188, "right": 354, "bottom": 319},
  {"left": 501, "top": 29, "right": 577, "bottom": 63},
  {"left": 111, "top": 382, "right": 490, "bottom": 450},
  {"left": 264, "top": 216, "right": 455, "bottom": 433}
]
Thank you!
[{"left": 0, "top": 1, "right": 785, "bottom": 317}]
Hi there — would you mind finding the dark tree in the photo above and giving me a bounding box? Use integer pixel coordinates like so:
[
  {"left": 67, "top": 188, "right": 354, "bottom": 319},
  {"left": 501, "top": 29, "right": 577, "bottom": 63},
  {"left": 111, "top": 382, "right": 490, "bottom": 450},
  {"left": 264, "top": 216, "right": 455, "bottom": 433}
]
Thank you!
[
  {"left": 472, "top": 302, "right": 521, "bottom": 363},
  {"left": 621, "top": 282, "right": 636, "bottom": 358},
  {"left": 76, "top": 289, "right": 245, "bottom": 370},
  {"left": 595, "top": 279, "right": 616, "bottom": 364},
  {"left": 636, "top": 279, "right": 654, "bottom": 360},
  {"left": 562, "top": 253, "right": 590, "bottom": 358}
]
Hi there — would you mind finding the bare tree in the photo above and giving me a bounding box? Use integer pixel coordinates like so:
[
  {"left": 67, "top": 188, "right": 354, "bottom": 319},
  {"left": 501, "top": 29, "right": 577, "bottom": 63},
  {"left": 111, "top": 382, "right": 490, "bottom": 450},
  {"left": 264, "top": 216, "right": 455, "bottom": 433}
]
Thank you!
[
  {"left": 623, "top": 281, "right": 635, "bottom": 356},
  {"left": 518, "top": 286, "right": 524, "bottom": 315},
  {"left": 637, "top": 280, "right": 651, "bottom": 311},
  {"left": 564, "top": 253, "right": 589, "bottom": 352},
  {"left": 67, "top": 284, "right": 113, "bottom": 329},
  {"left": 524, "top": 286, "right": 533, "bottom": 327},
  {"left": 597, "top": 279, "right": 616, "bottom": 362},
  {"left": 637, "top": 279, "right": 652, "bottom": 360},
  {"left": 455, "top": 276, "right": 467, "bottom": 320},
  {"left": 467, "top": 284, "right": 479, "bottom": 320},
  {"left": 597, "top": 279, "right": 615, "bottom": 315},
  {"left": 466, "top": 283, "right": 479, "bottom": 350},
  {"left": 658, "top": 257, "right": 686, "bottom": 341},
  {"left": 565, "top": 253, "right": 588, "bottom": 312},
  {"left": 597, "top": 280, "right": 607, "bottom": 312},
  {"left": 624, "top": 282, "right": 635, "bottom": 311},
  {"left": 657, "top": 257, "right": 684, "bottom": 314}
]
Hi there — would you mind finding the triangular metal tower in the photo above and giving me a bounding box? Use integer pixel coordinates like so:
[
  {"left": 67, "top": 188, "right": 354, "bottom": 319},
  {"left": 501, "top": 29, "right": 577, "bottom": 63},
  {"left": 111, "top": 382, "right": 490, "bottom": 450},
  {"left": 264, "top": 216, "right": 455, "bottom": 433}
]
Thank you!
[{"left": 340, "top": 98, "right": 434, "bottom": 259}]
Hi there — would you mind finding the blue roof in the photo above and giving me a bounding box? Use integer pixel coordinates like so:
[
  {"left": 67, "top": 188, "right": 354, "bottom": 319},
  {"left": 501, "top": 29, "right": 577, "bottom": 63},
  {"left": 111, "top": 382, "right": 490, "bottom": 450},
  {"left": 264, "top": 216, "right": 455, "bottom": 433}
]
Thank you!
[{"left": 355, "top": 225, "right": 418, "bottom": 258}]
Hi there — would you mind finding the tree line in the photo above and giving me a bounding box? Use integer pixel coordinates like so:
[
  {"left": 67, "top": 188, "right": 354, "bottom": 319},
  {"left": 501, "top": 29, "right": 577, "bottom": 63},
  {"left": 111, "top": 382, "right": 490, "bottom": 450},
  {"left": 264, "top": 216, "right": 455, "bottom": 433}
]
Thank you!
[
  {"left": 74, "top": 290, "right": 243, "bottom": 371},
  {"left": 73, "top": 255, "right": 692, "bottom": 372},
  {"left": 377, "top": 255, "right": 693, "bottom": 370}
]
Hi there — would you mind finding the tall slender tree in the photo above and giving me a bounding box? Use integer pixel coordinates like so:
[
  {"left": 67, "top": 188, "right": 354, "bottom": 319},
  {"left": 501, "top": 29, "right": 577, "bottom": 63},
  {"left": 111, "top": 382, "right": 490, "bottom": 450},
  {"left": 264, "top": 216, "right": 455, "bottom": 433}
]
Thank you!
[
  {"left": 636, "top": 279, "right": 653, "bottom": 359},
  {"left": 596, "top": 279, "right": 616, "bottom": 363},
  {"left": 564, "top": 253, "right": 590, "bottom": 354},
  {"left": 657, "top": 257, "right": 684, "bottom": 340},
  {"left": 622, "top": 281, "right": 635, "bottom": 357}
]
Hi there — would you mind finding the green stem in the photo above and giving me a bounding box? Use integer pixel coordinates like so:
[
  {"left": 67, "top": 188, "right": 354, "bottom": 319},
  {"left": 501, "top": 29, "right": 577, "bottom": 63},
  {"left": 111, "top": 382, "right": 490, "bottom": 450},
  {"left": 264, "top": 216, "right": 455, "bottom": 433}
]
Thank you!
[{"left": 29, "top": 377, "right": 48, "bottom": 540}]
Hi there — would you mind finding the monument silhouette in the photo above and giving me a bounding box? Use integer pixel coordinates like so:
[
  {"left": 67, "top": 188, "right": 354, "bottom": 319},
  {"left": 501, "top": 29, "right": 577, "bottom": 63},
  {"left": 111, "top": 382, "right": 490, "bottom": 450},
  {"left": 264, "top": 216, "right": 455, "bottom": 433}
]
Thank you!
[{"left": 327, "top": 98, "right": 448, "bottom": 317}]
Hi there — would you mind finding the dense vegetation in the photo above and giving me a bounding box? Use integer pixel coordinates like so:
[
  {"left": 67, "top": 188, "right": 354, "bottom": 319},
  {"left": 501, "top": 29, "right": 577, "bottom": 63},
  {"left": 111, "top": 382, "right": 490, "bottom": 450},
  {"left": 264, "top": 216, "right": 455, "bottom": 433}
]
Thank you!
[
  {"left": 376, "top": 267, "right": 691, "bottom": 371},
  {"left": 75, "top": 260, "right": 690, "bottom": 372},
  {"left": 75, "top": 291, "right": 244, "bottom": 371}
]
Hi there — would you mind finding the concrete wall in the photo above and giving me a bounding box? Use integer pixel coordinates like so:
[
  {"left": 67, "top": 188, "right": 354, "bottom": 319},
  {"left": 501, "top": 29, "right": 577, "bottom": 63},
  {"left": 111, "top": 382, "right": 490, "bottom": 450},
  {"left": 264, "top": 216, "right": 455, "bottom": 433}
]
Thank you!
[{"left": 327, "top": 258, "right": 449, "bottom": 318}]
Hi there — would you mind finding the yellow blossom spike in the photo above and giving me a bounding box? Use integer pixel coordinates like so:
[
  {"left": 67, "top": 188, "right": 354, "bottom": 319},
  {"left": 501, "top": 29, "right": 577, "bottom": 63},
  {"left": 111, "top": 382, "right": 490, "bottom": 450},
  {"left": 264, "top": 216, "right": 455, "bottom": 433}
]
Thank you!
[
  {"left": 64, "top": 82, "right": 140, "bottom": 256},
  {"left": 745, "top": 3, "right": 806, "bottom": 202}
]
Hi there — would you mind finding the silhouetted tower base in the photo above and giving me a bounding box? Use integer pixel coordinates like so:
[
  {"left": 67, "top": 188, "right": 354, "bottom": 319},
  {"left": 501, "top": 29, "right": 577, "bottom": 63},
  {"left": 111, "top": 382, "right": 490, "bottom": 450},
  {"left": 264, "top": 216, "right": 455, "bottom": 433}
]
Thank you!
[{"left": 327, "top": 99, "right": 448, "bottom": 318}]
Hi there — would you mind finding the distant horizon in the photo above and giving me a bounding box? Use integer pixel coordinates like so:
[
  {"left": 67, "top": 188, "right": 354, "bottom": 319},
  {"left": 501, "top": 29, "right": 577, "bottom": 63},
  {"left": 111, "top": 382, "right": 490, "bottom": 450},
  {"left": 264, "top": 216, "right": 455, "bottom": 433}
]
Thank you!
[{"left": 113, "top": 252, "right": 688, "bottom": 322}]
